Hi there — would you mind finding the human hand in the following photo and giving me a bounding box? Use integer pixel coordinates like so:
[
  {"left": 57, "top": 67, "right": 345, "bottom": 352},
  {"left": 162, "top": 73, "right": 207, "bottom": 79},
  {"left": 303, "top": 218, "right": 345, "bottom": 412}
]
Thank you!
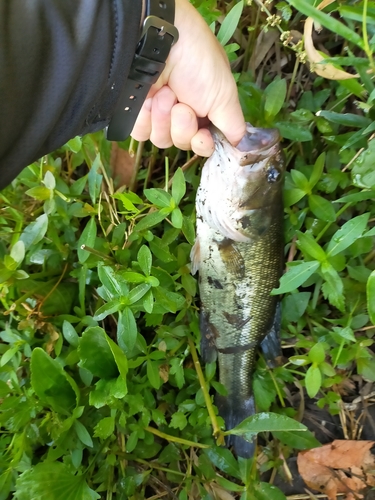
[{"left": 131, "top": 0, "right": 246, "bottom": 156}]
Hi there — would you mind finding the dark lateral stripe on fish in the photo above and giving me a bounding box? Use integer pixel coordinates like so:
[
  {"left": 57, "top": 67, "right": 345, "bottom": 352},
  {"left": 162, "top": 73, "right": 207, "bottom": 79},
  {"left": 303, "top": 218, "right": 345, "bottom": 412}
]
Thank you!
[
  {"left": 217, "top": 341, "right": 258, "bottom": 354},
  {"left": 223, "top": 312, "right": 251, "bottom": 329}
]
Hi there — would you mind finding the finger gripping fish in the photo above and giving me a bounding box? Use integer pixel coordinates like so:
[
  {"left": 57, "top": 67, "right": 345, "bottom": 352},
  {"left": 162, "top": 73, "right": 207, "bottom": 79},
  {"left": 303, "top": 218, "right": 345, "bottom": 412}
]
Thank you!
[{"left": 191, "top": 124, "right": 285, "bottom": 458}]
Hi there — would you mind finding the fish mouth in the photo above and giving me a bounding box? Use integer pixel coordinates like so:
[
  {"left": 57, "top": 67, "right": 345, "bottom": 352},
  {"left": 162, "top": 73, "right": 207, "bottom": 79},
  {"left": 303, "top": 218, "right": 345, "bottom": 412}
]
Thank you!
[
  {"left": 210, "top": 123, "right": 280, "bottom": 164},
  {"left": 237, "top": 125, "right": 280, "bottom": 153}
]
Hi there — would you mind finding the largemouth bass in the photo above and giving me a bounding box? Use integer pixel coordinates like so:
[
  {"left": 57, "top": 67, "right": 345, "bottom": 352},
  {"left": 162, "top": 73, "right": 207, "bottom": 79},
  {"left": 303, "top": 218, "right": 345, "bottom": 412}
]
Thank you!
[{"left": 191, "top": 124, "right": 285, "bottom": 457}]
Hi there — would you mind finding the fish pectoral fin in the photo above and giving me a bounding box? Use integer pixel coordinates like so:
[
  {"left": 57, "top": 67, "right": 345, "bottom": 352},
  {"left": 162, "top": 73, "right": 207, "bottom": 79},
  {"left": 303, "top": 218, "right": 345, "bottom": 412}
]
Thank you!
[
  {"left": 260, "top": 302, "right": 282, "bottom": 367},
  {"left": 190, "top": 238, "right": 200, "bottom": 275},
  {"left": 217, "top": 240, "right": 245, "bottom": 279},
  {"left": 200, "top": 309, "right": 218, "bottom": 363}
]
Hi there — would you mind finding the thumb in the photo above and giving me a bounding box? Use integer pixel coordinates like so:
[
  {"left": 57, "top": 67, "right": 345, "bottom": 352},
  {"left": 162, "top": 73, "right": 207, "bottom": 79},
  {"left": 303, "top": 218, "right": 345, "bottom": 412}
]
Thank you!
[{"left": 208, "top": 92, "right": 246, "bottom": 146}]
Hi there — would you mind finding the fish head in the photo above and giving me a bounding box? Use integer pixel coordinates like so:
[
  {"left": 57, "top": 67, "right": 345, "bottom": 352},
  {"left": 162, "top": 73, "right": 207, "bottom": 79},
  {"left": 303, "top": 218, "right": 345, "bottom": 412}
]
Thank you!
[
  {"left": 234, "top": 125, "right": 285, "bottom": 211},
  {"left": 197, "top": 124, "right": 285, "bottom": 242}
]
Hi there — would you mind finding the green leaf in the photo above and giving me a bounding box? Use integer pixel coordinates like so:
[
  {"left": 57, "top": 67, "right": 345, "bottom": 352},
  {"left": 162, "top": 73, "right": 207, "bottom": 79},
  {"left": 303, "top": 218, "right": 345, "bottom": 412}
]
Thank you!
[
  {"left": 106, "top": 335, "right": 128, "bottom": 381},
  {"left": 283, "top": 292, "right": 311, "bottom": 322},
  {"left": 264, "top": 79, "right": 286, "bottom": 119},
  {"left": 66, "top": 136, "right": 82, "bottom": 153},
  {"left": 171, "top": 207, "right": 183, "bottom": 229},
  {"left": 334, "top": 190, "right": 375, "bottom": 204},
  {"left": 308, "top": 343, "right": 326, "bottom": 364},
  {"left": 10, "top": 240, "right": 25, "bottom": 265},
  {"left": 62, "top": 321, "right": 79, "bottom": 348},
  {"left": 93, "top": 299, "right": 121, "bottom": 321},
  {"left": 254, "top": 482, "right": 287, "bottom": 500},
  {"left": 170, "top": 358, "right": 185, "bottom": 389},
  {"left": 227, "top": 412, "right": 309, "bottom": 440},
  {"left": 147, "top": 359, "right": 161, "bottom": 389},
  {"left": 31, "top": 348, "right": 76, "bottom": 414},
  {"left": 326, "top": 213, "right": 369, "bottom": 257},
  {"left": 94, "top": 416, "right": 115, "bottom": 439},
  {"left": 275, "top": 121, "right": 313, "bottom": 142},
  {"left": 308, "top": 194, "right": 336, "bottom": 222},
  {"left": 289, "top": 355, "right": 309, "bottom": 366},
  {"left": 138, "top": 245, "right": 152, "bottom": 276},
  {"left": 128, "top": 283, "right": 151, "bottom": 304},
  {"left": 78, "top": 327, "right": 118, "bottom": 379},
  {"left": 77, "top": 218, "right": 97, "bottom": 263},
  {"left": 321, "top": 261, "right": 345, "bottom": 311},
  {"left": 297, "top": 231, "right": 326, "bottom": 261},
  {"left": 20, "top": 214, "right": 48, "bottom": 250},
  {"left": 88, "top": 154, "right": 102, "bottom": 205},
  {"left": 98, "top": 264, "right": 125, "bottom": 296},
  {"left": 290, "top": 169, "right": 310, "bottom": 191},
  {"left": 1, "top": 346, "right": 20, "bottom": 367},
  {"left": 145, "top": 275, "right": 159, "bottom": 287},
  {"left": 309, "top": 153, "right": 325, "bottom": 190},
  {"left": 181, "top": 273, "right": 197, "bottom": 296},
  {"left": 149, "top": 237, "right": 175, "bottom": 262},
  {"left": 217, "top": 1, "right": 243, "bottom": 46},
  {"left": 144, "top": 188, "right": 171, "bottom": 208},
  {"left": 182, "top": 216, "right": 196, "bottom": 245},
  {"left": 117, "top": 308, "right": 137, "bottom": 353},
  {"left": 367, "top": 270, "right": 375, "bottom": 326},
  {"left": 171, "top": 168, "right": 186, "bottom": 205},
  {"left": 305, "top": 364, "right": 322, "bottom": 398},
  {"left": 169, "top": 412, "right": 187, "bottom": 430},
  {"left": 0, "top": 469, "right": 13, "bottom": 500},
  {"left": 143, "top": 289, "right": 154, "bottom": 313},
  {"left": 15, "top": 462, "right": 100, "bottom": 500},
  {"left": 283, "top": 187, "right": 307, "bottom": 206},
  {"left": 43, "top": 170, "right": 56, "bottom": 190},
  {"left": 134, "top": 210, "right": 168, "bottom": 232},
  {"left": 271, "top": 261, "right": 320, "bottom": 294},
  {"left": 204, "top": 448, "right": 241, "bottom": 480},
  {"left": 122, "top": 272, "right": 146, "bottom": 283},
  {"left": 25, "top": 186, "right": 51, "bottom": 201},
  {"left": 317, "top": 111, "right": 371, "bottom": 128},
  {"left": 286, "top": 0, "right": 364, "bottom": 49},
  {"left": 70, "top": 175, "right": 88, "bottom": 196},
  {"left": 74, "top": 420, "right": 93, "bottom": 447},
  {"left": 351, "top": 140, "right": 375, "bottom": 189},
  {"left": 332, "top": 326, "right": 355, "bottom": 342}
]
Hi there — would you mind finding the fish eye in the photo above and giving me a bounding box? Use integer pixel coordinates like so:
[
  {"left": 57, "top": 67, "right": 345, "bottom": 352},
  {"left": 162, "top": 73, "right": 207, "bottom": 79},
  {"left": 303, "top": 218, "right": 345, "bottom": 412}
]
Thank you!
[{"left": 266, "top": 166, "right": 280, "bottom": 183}]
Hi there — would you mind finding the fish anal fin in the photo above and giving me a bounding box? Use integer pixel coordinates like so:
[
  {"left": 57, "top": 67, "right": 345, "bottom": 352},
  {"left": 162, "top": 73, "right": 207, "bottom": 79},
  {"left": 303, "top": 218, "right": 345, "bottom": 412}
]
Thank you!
[
  {"left": 200, "top": 308, "right": 218, "bottom": 363},
  {"left": 260, "top": 301, "right": 282, "bottom": 367}
]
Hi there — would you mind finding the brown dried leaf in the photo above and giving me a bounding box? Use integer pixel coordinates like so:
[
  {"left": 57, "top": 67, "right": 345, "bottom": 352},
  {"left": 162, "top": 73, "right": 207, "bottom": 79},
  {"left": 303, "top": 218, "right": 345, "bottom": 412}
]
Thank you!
[
  {"left": 159, "top": 364, "right": 169, "bottom": 383},
  {"left": 110, "top": 143, "right": 135, "bottom": 187},
  {"left": 304, "top": 0, "right": 359, "bottom": 80},
  {"left": 205, "top": 483, "right": 236, "bottom": 500},
  {"left": 298, "top": 440, "right": 375, "bottom": 500},
  {"left": 250, "top": 29, "right": 279, "bottom": 71}
]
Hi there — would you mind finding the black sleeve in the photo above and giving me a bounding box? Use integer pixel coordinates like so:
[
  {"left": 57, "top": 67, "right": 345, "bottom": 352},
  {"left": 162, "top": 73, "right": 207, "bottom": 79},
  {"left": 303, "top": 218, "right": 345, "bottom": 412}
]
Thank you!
[{"left": 0, "top": 0, "right": 142, "bottom": 189}]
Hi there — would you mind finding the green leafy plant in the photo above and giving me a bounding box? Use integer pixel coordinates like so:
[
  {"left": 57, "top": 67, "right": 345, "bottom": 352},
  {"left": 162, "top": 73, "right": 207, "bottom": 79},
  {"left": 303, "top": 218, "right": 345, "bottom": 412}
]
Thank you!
[{"left": 1, "top": 1, "right": 375, "bottom": 499}]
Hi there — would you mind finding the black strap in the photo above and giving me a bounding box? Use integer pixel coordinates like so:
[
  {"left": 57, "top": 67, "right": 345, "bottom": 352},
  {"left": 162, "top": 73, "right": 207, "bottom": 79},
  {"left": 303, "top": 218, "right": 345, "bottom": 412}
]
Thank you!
[{"left": 106, "top": 0, "right": 178, "bottom": 141}]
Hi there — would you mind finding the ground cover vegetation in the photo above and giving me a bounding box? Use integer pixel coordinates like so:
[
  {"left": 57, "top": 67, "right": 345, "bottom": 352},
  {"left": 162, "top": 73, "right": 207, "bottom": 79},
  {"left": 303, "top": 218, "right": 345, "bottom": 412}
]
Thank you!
[{"left": 1, "top": 0, "right": 375, "bottom": 498}]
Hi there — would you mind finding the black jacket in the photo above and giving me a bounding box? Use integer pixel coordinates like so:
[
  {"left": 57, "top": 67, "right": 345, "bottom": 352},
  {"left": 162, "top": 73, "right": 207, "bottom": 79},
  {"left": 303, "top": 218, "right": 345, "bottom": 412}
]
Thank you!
[{"left": 0, "top": 0, "right": 142, "bottom": 189}]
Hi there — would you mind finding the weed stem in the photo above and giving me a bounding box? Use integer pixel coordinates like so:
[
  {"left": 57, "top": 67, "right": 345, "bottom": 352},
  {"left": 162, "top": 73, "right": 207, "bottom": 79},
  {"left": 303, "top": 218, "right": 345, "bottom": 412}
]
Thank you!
[{"left": 187, "top": 337, "right": 223, "bottom": 443}]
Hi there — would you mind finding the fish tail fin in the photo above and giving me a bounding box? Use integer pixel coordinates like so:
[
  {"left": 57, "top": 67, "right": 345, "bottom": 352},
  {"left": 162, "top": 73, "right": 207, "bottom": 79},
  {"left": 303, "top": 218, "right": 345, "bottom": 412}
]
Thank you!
[
  {"left": 260, "top": 302, "right": 282, "bottom": 367},
  {"left": 216, "top": 393, "right": 256, "bottom": 458}
]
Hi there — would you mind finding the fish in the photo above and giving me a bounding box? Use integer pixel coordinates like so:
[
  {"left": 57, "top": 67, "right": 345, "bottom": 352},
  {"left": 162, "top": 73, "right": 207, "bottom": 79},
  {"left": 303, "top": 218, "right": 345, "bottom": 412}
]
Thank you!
[{"left": 190, "top": 123, "right": 285, "bottom": 458}]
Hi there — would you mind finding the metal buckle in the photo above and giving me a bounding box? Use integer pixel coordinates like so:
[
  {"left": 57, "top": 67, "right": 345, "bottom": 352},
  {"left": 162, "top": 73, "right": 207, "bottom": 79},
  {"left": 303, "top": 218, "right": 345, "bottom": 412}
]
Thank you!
[{"left": 141, "top": 15, "right": 179, "bottom": 45}]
